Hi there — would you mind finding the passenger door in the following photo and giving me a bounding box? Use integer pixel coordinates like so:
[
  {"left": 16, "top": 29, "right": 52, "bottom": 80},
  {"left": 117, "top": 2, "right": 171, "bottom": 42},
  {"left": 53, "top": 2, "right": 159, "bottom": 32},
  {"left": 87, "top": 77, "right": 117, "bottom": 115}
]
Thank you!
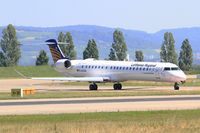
[{"left": 155, "top": 68, "right": 161, "bottom": 81}]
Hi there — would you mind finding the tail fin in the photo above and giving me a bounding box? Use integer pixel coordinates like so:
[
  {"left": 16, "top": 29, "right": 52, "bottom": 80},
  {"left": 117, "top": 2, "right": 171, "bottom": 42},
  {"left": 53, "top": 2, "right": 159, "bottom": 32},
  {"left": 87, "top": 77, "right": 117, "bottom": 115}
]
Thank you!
[{"left": 46, "top": 39, "right": 65, "bottom": 63}]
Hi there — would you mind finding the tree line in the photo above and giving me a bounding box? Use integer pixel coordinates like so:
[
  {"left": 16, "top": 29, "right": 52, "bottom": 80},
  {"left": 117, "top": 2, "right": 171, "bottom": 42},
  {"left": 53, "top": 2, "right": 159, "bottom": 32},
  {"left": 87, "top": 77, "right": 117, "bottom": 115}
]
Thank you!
[
  {"left": 160, "top": 32, "right": 193, "bottom": 71},
  {"left": 0, "top": 24, "right": 193, "bottom": 71}
]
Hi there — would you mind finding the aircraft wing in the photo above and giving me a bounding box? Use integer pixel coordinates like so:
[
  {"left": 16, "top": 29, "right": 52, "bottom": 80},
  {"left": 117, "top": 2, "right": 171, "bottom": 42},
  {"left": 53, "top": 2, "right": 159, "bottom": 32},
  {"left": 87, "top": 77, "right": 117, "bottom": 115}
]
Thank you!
[{"left": 32, "top": 77, "right": 110, "bottom": 82}]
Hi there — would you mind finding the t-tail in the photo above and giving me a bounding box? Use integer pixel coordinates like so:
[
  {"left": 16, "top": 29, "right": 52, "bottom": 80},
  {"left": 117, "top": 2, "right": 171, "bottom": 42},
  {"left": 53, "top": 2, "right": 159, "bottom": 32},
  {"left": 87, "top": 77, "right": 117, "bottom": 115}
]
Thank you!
[{"left": 46, "top": 39, "right": 65, "bottom": 63}]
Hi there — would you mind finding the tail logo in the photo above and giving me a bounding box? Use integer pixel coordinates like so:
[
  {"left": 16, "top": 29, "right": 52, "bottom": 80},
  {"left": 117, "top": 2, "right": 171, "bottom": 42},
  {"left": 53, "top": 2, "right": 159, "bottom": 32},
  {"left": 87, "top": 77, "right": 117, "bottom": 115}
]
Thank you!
[
  {"left": 49, "top": 46, "right": 62, "bottom": 62},
  {"left": 46, "top": 39, "right": 65, "bottom": 63}
]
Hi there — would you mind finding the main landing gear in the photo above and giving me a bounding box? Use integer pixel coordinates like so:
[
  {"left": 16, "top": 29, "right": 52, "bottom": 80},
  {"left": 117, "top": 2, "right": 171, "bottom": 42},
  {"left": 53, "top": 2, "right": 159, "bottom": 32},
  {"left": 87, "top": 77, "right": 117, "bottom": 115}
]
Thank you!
[
  {"left": 174, "top": 82, "right": 179, "bottom": 90},
  {"left": 89, "top": 83, "right": 98, "bottom": 90},
  {"left": 89, "top": 83, "right": 123, "bottom": 90},
  {"left": 113, "top": 83, "right": 122, "bottom": 90}
]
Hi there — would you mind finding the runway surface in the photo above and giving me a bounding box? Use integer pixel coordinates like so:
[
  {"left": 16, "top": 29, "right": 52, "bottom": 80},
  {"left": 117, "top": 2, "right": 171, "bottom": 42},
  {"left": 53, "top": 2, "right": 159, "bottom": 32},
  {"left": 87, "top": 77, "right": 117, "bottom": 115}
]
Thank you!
[
  {"left": 1, "top": 96, "right": 200, "bottom": 106},
  {"left": 0, "top": 95, "right": 200, "bottom": 115}
]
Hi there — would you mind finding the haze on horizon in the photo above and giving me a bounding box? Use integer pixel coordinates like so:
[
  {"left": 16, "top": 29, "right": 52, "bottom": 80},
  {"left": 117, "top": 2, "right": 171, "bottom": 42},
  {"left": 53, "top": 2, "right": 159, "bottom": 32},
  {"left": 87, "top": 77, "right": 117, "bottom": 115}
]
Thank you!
[{"left": 0, "top": 0, "right": 200, "bottom": 33}]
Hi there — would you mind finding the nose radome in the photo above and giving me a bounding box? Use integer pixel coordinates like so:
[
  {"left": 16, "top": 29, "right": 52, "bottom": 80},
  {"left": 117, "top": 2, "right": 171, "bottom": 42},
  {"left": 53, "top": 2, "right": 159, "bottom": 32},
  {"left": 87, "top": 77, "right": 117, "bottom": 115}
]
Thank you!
[{"left": 181, "top": 72, "right": 187, "bottom": 81}]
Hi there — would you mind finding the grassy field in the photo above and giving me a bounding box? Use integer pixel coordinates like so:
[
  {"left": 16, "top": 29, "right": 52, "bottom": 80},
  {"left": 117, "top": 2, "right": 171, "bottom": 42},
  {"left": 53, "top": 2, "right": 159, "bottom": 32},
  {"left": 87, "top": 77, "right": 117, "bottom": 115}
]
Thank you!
[
  {"left": 1, "top": 110, "right": 200, "bottom": 133},
  {"left": 0, "top": 66, "right": 62, "bottom": 78}
]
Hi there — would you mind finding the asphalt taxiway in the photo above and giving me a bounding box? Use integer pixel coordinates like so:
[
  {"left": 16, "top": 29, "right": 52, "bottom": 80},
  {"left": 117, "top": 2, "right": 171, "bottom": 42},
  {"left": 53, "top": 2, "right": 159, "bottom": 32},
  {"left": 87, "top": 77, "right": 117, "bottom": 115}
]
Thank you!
[{"left": 0, "top": 95, "right": 200, "bottom": 115}]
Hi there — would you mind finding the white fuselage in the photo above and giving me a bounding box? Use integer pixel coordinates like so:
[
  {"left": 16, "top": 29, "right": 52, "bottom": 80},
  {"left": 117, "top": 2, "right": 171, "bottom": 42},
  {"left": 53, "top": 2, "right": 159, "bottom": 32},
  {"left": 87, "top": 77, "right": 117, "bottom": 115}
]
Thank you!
[{"left": 54, "top": 58, "right": 187, "bottom": 83}]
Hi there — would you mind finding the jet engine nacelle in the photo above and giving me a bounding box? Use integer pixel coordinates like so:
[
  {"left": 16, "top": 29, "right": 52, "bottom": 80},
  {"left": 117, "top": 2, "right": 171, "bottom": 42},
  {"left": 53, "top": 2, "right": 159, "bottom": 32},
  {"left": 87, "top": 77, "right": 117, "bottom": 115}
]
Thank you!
[
  {"left": 54, "top": 59, "right": 72, "bottom": 72},
  {"left": 64, "top": 60, "right": 71, "bottom": 68}
]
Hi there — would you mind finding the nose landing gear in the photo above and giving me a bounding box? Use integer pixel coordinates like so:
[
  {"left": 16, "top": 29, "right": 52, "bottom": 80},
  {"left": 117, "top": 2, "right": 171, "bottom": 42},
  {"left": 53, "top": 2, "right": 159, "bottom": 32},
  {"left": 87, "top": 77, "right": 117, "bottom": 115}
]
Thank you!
[{"left": 174, "top": 82, "right": 179, "bottom": 90}]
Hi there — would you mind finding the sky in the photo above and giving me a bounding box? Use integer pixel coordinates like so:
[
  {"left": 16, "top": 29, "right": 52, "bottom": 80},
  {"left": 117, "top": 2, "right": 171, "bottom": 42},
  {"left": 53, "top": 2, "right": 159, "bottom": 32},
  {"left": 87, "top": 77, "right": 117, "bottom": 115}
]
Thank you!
[{"left": 0, "top": 0, "right": 200, "bottom": 33}]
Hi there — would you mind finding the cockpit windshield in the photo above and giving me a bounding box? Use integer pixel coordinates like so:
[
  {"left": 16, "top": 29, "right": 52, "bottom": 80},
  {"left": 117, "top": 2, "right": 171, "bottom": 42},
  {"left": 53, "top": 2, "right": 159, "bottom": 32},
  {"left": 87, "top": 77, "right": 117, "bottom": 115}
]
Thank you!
[
  {"left": 164, "top": 67, "right": 180, "bottom": 71},
  {"left": 164, "top": 67, "right": 170, "bottom": 71}
]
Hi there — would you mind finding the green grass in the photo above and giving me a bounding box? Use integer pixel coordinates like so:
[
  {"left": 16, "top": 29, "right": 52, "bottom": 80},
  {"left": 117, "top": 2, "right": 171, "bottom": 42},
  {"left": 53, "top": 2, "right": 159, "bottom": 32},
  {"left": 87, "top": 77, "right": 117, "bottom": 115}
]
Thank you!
[
  {"left": 185, "top": 70, "right": 200, "bottom": 75},
  {"left": 0, "top": 65, "right": 62, "bottom": 78},
  {"left": 1, "top": 110, "right": 200, "bottom": 133},
  {"left": 186, "top": 65, "right": 200, "bottom": 75}
]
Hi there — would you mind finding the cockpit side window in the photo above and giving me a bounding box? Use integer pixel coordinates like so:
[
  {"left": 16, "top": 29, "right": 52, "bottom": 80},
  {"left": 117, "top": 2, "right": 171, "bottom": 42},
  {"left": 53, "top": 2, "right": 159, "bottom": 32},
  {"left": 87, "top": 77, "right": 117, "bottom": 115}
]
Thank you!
[
  {"left": 164, "top": 67, "right": 170, "bottom": 71},
  {"left": 171, "top": 67, "right": 180, "bottom": 70}
]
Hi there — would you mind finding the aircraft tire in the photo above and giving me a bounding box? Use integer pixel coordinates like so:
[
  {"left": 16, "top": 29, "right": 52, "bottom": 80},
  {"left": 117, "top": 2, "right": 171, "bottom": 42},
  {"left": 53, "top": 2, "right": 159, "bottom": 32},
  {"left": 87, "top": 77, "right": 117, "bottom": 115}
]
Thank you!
[
  {"left": 89, "top": 83, "right": 98, "bottom": 90},
  {"left": 113, "top": 84, "right": 117, "bottom": 90},
  {"left": 174, "top": 82, "right": 179, "bottom": 90},
  {"left": 94, "top": 83, "right": 98, "bottom": 90},
  {"left": 113, "top": 83, "right": 122, "bottom": 90}
]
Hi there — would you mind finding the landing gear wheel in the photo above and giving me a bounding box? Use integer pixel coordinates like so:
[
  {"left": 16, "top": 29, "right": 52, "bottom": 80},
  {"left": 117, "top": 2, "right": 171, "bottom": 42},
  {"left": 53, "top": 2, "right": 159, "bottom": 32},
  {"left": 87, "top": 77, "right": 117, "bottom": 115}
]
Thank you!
[
  {"left": 113, "top": 83, "right": 122, "bottom": 90},
  {"left": 113, "top": 84, "right": 117, "bottom": 90},
  {"left": 89, "top": 83, "right": 98, "bottom": 91},
  {"left": 174, "top": 82, "right": 179, "bottom": 90}
]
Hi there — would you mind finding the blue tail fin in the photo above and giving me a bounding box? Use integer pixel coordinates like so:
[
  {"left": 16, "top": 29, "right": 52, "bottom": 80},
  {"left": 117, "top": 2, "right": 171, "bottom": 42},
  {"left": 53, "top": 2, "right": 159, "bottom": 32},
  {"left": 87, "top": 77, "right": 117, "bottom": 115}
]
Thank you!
[{"left": 46, "top": 39, "right": 65, "bottom": 63}]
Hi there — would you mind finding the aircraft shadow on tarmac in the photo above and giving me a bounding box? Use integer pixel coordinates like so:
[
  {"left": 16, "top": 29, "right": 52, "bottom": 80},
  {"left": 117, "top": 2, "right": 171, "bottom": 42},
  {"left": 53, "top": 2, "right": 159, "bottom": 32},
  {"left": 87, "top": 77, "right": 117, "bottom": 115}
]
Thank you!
[{"left": 36, "top": 87, "right": 154, "bottom": 92}]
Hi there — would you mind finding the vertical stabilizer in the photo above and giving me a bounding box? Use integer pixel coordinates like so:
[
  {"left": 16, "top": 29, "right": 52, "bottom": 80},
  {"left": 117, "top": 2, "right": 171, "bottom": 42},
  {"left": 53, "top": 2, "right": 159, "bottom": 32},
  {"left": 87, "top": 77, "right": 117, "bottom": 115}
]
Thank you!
[{"left": 46, "top": 39, "right": 65, "bottom": 63}]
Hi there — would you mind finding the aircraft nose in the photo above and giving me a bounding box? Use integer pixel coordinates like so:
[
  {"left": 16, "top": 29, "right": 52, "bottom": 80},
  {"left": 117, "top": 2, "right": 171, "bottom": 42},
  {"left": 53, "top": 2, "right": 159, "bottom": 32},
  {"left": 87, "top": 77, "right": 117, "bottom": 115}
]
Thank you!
[
  {"left": 170, "top": 71, "right": 187, "bottom": 82},
  {"left": 178, "top": 71, "right": 187, "bottom": 81},
  {"left": 182, "top": 73, "right": 187, "bottom": 81}
]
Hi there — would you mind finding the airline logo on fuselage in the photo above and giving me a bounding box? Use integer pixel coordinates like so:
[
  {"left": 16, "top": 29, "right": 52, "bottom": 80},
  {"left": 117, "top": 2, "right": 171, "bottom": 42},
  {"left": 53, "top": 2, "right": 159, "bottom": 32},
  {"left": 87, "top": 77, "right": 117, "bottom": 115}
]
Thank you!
[
  {"left": 131, "top": 64, "right": 157, "bottom": 67},
  {"left": 77, "top": 69, "right": 87, "bottom": 72}
]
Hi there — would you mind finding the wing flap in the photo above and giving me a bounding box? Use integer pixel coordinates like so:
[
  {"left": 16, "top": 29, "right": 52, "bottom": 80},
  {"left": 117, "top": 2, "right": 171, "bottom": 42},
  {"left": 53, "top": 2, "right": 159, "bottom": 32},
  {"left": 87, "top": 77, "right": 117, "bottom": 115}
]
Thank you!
[{"left": 32, "top": 77, "right": 110, "bottom": 82}]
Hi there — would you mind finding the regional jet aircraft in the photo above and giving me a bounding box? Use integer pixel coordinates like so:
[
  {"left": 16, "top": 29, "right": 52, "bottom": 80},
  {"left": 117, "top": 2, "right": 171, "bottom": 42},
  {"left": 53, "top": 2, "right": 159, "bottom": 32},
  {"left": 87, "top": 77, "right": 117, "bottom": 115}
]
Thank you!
[{"left": 33, "top": 39, "right": 186, "bottom": 90}]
